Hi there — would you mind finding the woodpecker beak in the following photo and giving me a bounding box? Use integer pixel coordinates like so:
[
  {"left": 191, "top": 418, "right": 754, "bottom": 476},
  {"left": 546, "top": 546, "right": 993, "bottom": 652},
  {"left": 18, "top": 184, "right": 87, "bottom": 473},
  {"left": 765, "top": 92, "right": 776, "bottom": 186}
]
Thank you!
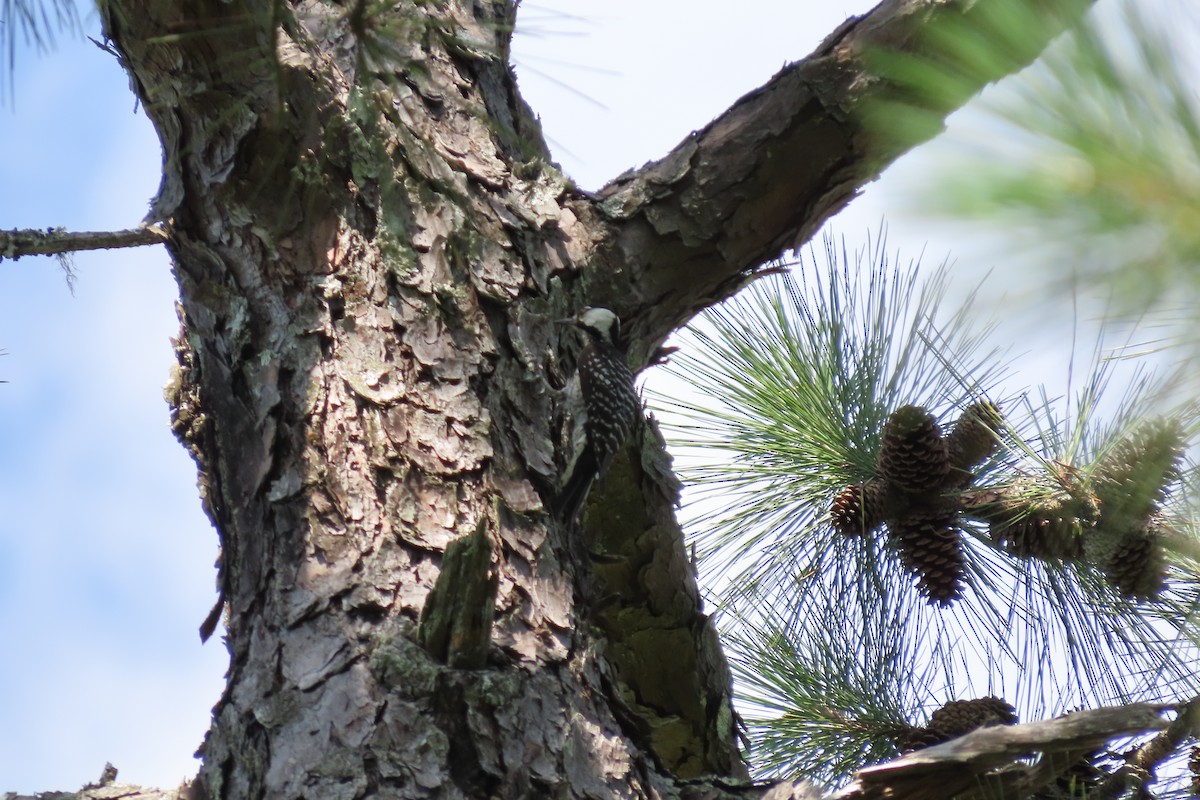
[{"left": 555, "top": 316, "right": 579, "bottom": 327}]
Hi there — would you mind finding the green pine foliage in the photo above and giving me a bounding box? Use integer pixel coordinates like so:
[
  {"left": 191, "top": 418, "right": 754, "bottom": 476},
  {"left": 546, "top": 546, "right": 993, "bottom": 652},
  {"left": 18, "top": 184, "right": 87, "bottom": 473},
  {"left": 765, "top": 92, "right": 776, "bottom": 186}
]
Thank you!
[
  {"left": 655, "top": 232, "right": 1200, "bottom": 788},
  {"left": 659, "top": 231, "right": 1005, "bottom": 593},
  {"left": 656, "top": 3, "right": 1200, "bottom": 788},
  {"left": 914, "top": 0, "right": 1200, "bottom": 324},
  {"left": 724, "top": 603, "right": 924, "bottom": 788},
  {"left": 1, "top": 0, "right": 79, "bottom": 101}
]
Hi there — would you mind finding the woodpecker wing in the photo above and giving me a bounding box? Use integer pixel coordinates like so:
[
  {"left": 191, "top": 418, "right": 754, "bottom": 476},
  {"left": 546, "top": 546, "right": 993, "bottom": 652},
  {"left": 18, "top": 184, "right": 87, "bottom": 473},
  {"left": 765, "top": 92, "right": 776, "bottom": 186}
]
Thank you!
[
  {"left": 578, "top": 340, "right": 638, "bottom": 474},
  {"left": 555, "top": 307, "right": 639, "bottom": 522}
]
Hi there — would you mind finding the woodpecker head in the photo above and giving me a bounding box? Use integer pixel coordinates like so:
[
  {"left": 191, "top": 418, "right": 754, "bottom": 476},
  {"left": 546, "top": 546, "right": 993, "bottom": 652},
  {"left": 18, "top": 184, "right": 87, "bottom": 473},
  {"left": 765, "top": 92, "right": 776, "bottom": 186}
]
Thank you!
[{"left": 565, "top": 307, "right": 622, "bottom": 348}]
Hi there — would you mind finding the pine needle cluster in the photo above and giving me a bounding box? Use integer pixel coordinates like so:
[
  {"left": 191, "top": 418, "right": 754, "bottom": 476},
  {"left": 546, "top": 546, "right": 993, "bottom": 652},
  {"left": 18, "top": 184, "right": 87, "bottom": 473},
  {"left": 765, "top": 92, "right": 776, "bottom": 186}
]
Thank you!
[
  {"left": 1, "top": 0, "right": 80, "bottom": 103},
  {"left": 914, "top": 1, "right": 1200, "bottom": 339},
  {"left": 658, "top": 232, "right": 1200, "bottom": 789}
]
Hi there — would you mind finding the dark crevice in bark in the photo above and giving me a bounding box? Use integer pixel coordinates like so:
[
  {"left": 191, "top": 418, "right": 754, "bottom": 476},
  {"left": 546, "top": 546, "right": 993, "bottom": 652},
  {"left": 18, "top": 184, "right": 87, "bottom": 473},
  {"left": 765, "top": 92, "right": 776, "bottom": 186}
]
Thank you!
[{"left": 432, "top": 675, "right": 500, "bottom": 798}]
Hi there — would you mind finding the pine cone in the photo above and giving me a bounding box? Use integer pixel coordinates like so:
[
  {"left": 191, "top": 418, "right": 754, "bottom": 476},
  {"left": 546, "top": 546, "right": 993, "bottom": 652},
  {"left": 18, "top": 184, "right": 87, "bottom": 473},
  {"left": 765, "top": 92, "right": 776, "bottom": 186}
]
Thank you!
[
  {"left": 991, "top": 508, "right": 1085, "bottom": 562},
  {"left": 1094, "top": 418, "right": 1184, "bottom": 534},
  {"left": 898, "top": 724, "right": 944, "bottom": 753},
  {"left": 1103, "top": 523, "right": 1167, "bottom": 601},
  {"left": 946, "top": 401, "right": 1002, "bottom": 484},
  {"left": 901, "top": 697, "right": 1017, "bottom": 751},
  {"left": 878, "top": 405, "right": 950, "bottom": 495},
  {"left": 889, "top": 509, "right": 965, "bottom": 606},
  {"left": 831, "top": 479, "right": 887, "bottom": 536}
]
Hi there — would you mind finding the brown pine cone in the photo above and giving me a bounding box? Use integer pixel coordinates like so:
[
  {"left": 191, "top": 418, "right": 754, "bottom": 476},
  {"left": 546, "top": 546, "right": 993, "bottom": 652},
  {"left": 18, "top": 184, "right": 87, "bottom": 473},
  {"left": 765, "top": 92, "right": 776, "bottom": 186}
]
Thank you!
[
  {"left": 901, "top": 697, "right": 1017, "bottom": 751},
  {"left": 991, "top": 510, "right": 1085, "bottom": 562},
  {"left": 946, "top": 401, "right": 1002, "bottom": 483},
  {"left": 889, "top": 509, "right": 965, "bottom": 606},
  {"left": 878, "top": 405, "right": 950, "bottom": 495},
  {"left": 1103, "top": 523, "right": 1167, "bottom": 601},
  {"left": 831, "top": 479, "right": 887, "bottom": 537}
]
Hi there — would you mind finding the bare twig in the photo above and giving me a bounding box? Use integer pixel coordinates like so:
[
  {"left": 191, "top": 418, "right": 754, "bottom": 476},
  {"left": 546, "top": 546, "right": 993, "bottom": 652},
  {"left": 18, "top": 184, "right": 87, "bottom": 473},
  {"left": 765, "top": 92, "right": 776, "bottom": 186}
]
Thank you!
[
  {"left": 1092, "top": 695, "right": 1200, "bottom": 799},
  {"left": 0, "top": 224, "right": 169, "bottom": 261}
]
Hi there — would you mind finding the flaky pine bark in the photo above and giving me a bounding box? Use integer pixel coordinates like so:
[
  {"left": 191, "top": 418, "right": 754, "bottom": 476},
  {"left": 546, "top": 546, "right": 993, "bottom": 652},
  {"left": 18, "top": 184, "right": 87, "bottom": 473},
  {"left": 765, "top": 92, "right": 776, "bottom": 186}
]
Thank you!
[{"left": 87, "top": 1, "right": 1092, "bottom": 798}]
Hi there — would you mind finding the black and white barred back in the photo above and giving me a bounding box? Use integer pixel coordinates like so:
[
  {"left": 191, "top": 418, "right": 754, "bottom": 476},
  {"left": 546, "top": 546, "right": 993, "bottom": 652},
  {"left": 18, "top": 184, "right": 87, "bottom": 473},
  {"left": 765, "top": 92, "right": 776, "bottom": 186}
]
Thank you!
[
  {"left": 576, "top": 308, "right": 639, "bottom": 473},
  {"left": 556, "top": 307, "right": 639, "bottom": 521}
]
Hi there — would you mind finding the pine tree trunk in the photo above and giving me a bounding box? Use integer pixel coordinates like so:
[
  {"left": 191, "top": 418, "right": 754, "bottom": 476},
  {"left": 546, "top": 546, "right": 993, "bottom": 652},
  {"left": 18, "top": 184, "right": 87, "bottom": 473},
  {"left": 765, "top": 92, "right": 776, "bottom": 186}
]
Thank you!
[{"left": 94, "top": 1, "right": 1093, "bottom": 797}]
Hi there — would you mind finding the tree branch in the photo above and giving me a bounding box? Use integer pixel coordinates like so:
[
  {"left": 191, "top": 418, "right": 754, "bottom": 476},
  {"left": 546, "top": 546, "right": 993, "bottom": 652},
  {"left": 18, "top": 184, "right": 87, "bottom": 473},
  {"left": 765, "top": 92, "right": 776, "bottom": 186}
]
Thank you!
[
  {"left": 588, "top": 0, "right": 1096, "bottom": 348},
  {"left": 834, "top": 703, "right": 1171, "bottom": 800},
  {"left": 0, "top": 224, "right": 169, "bottom": 261},
  {"left": 1092, "top": 695, "right": 1200, "bottom": 799},
  {"left": 2, "top": 761, "right": 193, "bottom": 800}
]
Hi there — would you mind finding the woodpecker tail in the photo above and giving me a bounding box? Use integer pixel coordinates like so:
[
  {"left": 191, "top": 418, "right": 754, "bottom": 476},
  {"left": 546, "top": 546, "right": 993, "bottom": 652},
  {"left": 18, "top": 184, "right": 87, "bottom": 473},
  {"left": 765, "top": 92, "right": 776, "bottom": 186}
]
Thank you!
[
  {"left": 199, "top": 594, "right": 225, "bottom": 642},
  {"left": 555, "top": 445, "right": 598, "bottom": 523}
]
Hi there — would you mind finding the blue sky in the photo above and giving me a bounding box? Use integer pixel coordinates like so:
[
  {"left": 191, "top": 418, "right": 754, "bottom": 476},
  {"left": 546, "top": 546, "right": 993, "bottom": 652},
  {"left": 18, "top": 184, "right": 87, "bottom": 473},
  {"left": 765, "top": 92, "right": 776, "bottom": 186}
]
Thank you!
[
  {"left": 0, "top": 0, "right": 1097, "bottom": 792},
  {"left": 0, "top": 4, "right": 229, "bottom": 790}
]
